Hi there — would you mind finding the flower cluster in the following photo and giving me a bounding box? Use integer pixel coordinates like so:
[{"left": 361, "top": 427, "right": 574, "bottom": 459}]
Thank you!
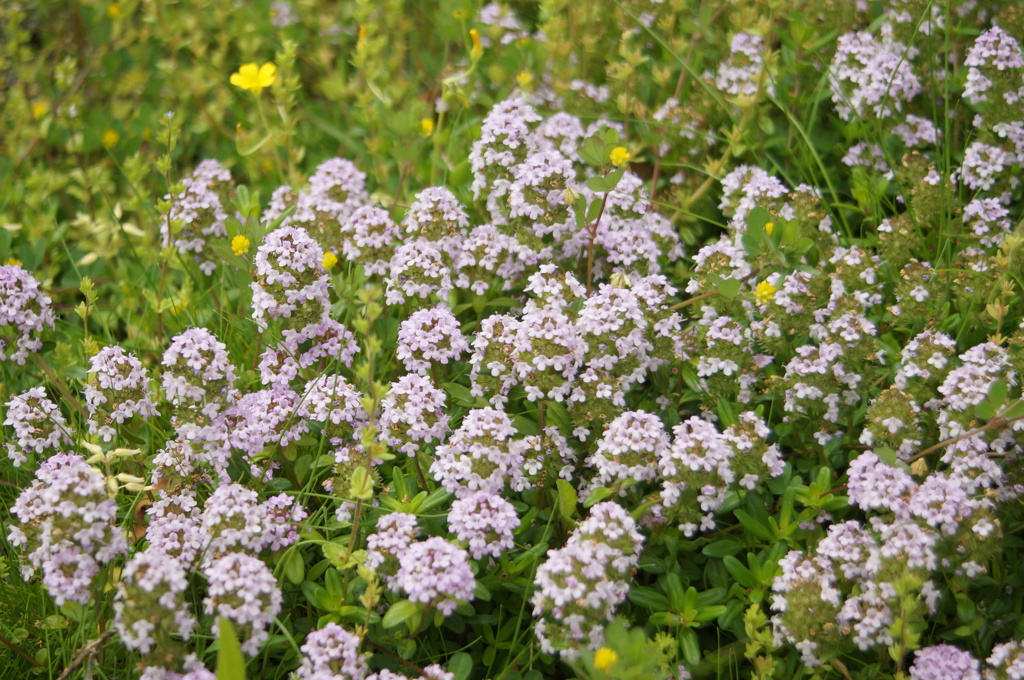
[
  {"left": 396, "top": 305, "right": 469, "bottom": 374},
  {"left": 431, "top": 407, "right": 527, "bottom": 497},
  {"left": 4, "top": 386, "right": 71, "bottom": 467},
  {"left": 446, "top": 490, "right": 519, "bottom": 560},
  {"left": 829, "top": 26, "right": 921, "bottom": 121},
  {"left": 294, "top": 623, "right": 368, "bottom": 680},
  {"left": 714, "top": 33, "right": 770, "bottom": 98},
  {"left": 365, "top": 512, "right": 420, "bottom": 587},
  {"left": 114, "top": 550, "right": 196, "bottom": 672},
  {"left": 394, "top": 537, "right": 476, "bottom": 616},
  {"left": 659, "top": 413, "right": 782, "bottom": 535},
  {"left": 263, "top": 157, "right": 369, "bottom": 254},
  {"left": 162, "top": 327, "right": 237, "bottom": 451},
  {"left": 9, "top": 453, "right": 127, "bottom": 605},
  {"left": 201, "top": 482, "right": 305, "bottom": 559},
  {"left": 250, "top": 225, "right": 331, "bottom": 332},
  {"left": 0, "top": 263, "right": 55, "bottom": 364},
  {"left": 586, "top": 410, "right": 668, "bottom": 491},
  {"left": 85, "top": 345, "right": 159, "bottom": 441},
  {"left": 379, "top": 374, "right": 449, "bottom": 456},
  {"left": 343, "top": 205, "right": 399, "bottom": 276},
  {"left": 203, "top": 552, "right": 282, "bottom": 655},
  {"left": 531, "top": 502, "right": 644, "bottom": 660},
  {"left": 165, "top": 160, "right": 233, "bottom": 275}
]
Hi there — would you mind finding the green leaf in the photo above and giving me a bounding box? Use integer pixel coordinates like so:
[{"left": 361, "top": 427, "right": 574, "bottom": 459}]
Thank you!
[
  {"left": 282, "top": 549, "right": 305, "bottom": 585},
  {"left": 733, "top": 509, "right": 775, "bottom": 542},
  {"left": 350, "top": 466, "right": 374, "bottom": 501},
  {"left": 443, "top": 382, "right": 477, "bottom": 406},
  {"left": 556, "top": 479, "right": 578, "bottom": 521},
  {"left": 874, "top": 446, "right": 898, "bottom": 466},
  {"left": 236, "top": 132, "right": 274, "bottom": 157},
  {"left": 216, "top": 617, "right": 247, "bottom": 680},
  {"left": 679, "top": 628, "right": 701, "bottom": 666},
  {"left": 583, "top": 486, "right": 614, "bottom": 508},
  {"left": 741, "top": 232, "right": 761, "bottom": 257},
  {"left": 713, "top": 276, "right": 741, "bottom": 299},
  {"left": 383, "top": 599, "right": 421, "bottom": 629},
  {"left": 662, "top": 573, "right": 686, "bottom": 612},
  {"left": 746, "top": 207, "right": 771, "bottom": 232},
  {"left": 701, "top": 538, "right": 745, "bottom": 558},
  {"left": 628, "top": 586, "right": 670, "bottom": 610},
  {"left": 723, "top": 555, "right": 756, "bottom": 589},
  {"left": 449, "top": 653, "right": 474, "bottom": 680}
]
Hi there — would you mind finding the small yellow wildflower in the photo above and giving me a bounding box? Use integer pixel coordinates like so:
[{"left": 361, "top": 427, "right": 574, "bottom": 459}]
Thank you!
[
  {"left": 754, "top": 280, "right": 776, "bottom": 305},
  {"left": 6, "top": 258, "right": 22, "bottom": 266},
  {"left": 230, "top": 62, "right": 277, "bottom": 95},
  {"left": 101, "top": 129, "right": 119, "bottom": 149},
  {"left": 420, "top": 118, "right": 435, "bottom": 137},
  {"left": 231, "top": 235, "right": 251, "bottom": 256},
  {"left": 107, "top": 3, "right": 121, "bottom": 19},
  {"left": 451, "top": 9, "right": 468, "bottom": 19},
  {"left": 32, "top": 101, "right": 48, "bottom": 119},
  {"left": 609, "top": 146, "right": 630, "bottom": 168},
  {"left": 765, "top": 222, "right": 774, "bottom": 236},
  {"left": 516, "top": 71, "right": 533, "bottom": 89},
  {"left": 594, "top": 647, "right": 618, "bottom": 672},
  {"left": 323, "top": 252, "right": 339, "bottom": 270},
  {"left": 357, "top": 25, "right": 367, "bottom": 46},
  {"left": 469, "top": 29, "right": 483, "bottom": 60}
]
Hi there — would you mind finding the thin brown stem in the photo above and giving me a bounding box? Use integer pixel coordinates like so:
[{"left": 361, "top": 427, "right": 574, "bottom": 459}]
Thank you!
[
  {"left": 365, "top": 639, "right": 427, "bottom": 675},
  {"left": 585, "top": 192, "right": 611, "bottom": 296},
  {"left": 0, "top": 632, "right": 41, "bottom": 667},
  {"left": 55, "top": 630, "right": 116, "bottom": 680},
  {"left": 909, "top": 413, "right": 1024, "bottom": 463}
]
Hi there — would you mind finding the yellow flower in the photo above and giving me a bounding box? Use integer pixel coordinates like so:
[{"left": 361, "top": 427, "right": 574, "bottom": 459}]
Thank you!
[
  {"left": 469, "top": 29, "right": 483, "bottom": 60},
  {"left": 230, "top": 62, "right": 277, "bottom": 95},
  {"left": 594, "top": 647, "right": 618, "bottom": 672},
  {"left": 516, "top": 71, "right": 533, "bottom": 89},
  {"left": 6, "top": 258, "right": 21, "bottom": 266},
  {"left": 231, "top": 235, "right": 251, "bottom": 256},
  {"left": 765, "top": 222, "right": 774, "bottom": 236},
  {"left": 32, "top": 101, "right": 48, "bottom": 119},
  {"left": 451, "top": 9, "right": 468, "bottom": 19},
  {"left": 754, "top": 280, "right": 776, "bottom": 305},
  {"left": 107, "top": 3, "right": 121, "bottom": 19},
  {"left": 101, "top": 129, "right": 119, "bottom": 148},
  {"left": 322, "top": 252, "right": 338, "bottom": 270},
  {"left": 609, "top": 146, "right": 630, "bottom": 168},
  {"left": 420, "top": 118, "right": 435, "bottom": 137}
]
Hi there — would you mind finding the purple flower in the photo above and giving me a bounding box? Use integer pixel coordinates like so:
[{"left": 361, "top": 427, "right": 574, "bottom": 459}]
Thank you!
[
  {"left": 343, "top": 205, "right": 398, "bottom": 276},
  {"left": 829, "top": 26, "right": 921, "bottom": 121},
  {"left": 85, "top": 345, "right": 159, "bottom": 441},
  {"left": 203, "top": 553, "right": 282, "bottom": 655},
  {"left": 114, "top": 549, "right": 195, "bottom": 654},
  {"left": 402, "top": 186, "right": 470, "bottom": 246},
  {"left": 9, "top": 453, "right": 127, "bottom": 605},
  {"left": 910, "top": 645, "right": 981, "bottom": 680},
  {"left": 447, "top": 491, "right": 519, "bottom": 559},
  {"left": 384, "top": 240, "right": 454, "bottom": 306},
  {"left": 379, "top": 374, "right": 449, "bottom": 456},
  {"left": 394, "top": 537, "right": 475, "bottom": 615},
  {"left": 295, "top": 622, "right": 368, "bottom": 680},
  {"left": 365, "top": 512, "right": 420, "bottom": 587},
  {"left": 4, "top": 386, "right": 72, "bottom": 467},
  {"left": 431, "top": 407, "right": 527, "bottom": 497},
  {"left": 165, "top": 160, "right": 231, "bottom": 275},
  {"left": 250, "top": 225, "right": 331, "bottom": 332},
  {"left": 396, "top": 305, "right": 470, "bottom": 374},
  {"left": 531, "top": 502, "right": 643, "bottom": 659},
  {"left": 586, "top": 410, "right": 668, "bottom": 490},
  {"left": 0, "top": 264, "right": 55, "bottom": 365}
]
